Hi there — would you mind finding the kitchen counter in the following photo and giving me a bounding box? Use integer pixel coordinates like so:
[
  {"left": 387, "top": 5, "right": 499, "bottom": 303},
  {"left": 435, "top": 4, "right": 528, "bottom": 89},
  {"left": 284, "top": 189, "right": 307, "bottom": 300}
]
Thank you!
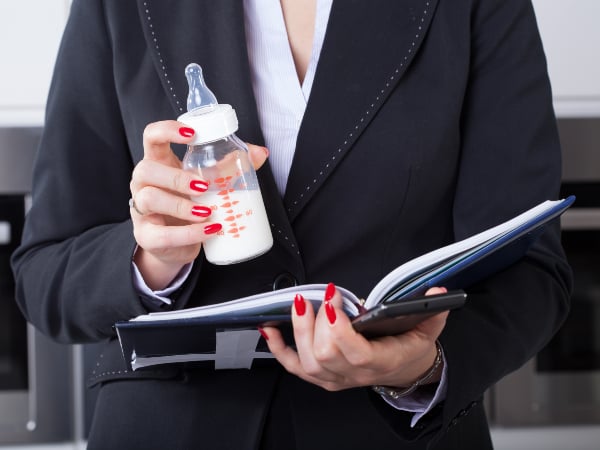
[
  {"left": 492, "top": 426, "right": 600, "bottom": 450},
  {"left": 0, "top": 444, "right": 83, "bottom": 450},
  {"left": 2, "top": 427, "right": 600, "bottom": 450}
]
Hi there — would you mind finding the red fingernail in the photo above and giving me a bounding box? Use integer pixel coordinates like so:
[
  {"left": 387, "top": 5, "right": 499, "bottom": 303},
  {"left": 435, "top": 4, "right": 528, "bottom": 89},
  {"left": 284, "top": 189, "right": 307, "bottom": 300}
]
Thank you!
[
  {"left": 179, "top": 127, "right": 195, "bottom": 138},
  {"left": 294, "top": 293, "right": 306, "bottom": 316},
  {"left": 325, "top": 301, "right": 336, "bottom": 325},
  {"left": 258, "top": 327, "right": 269, "bottom": 340},
  {"left": 190, "top": 180, "right": 209, "bottom": 192},
  {"left": 325, "top": 282, "right": 336, "bottom": 301},
  {"left": 192, "top": 206, "right": 211, "bottom": 217},
  {"left": 204, "top": 223, "right": 222, "bottom": 234}
]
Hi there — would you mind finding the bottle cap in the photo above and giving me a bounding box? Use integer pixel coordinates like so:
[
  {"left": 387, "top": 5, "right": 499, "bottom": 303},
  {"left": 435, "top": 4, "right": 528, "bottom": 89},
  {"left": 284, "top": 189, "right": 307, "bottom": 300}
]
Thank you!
[
  {"left": 178, "top": 104, "right": 238, "bottom": 145},
  {"left": 177, "top": 63, "right": 239, "bottom": 144}
]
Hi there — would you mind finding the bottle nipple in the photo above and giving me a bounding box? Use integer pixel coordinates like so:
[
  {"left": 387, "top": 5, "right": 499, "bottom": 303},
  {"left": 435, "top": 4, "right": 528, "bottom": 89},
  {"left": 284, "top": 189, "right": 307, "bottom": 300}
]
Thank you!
[
  {"left": 178, "top": 62, "right": 239, "bottom": 144},
  {"left": 185, "top": 63, "right": 218, "bottom": 114}
]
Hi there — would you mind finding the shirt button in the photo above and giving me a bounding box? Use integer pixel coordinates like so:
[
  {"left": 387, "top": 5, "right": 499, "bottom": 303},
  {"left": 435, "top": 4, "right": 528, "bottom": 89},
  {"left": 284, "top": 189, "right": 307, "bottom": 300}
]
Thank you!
[{"left": 272, "top": 273, "right": 298, "bottom": 290}]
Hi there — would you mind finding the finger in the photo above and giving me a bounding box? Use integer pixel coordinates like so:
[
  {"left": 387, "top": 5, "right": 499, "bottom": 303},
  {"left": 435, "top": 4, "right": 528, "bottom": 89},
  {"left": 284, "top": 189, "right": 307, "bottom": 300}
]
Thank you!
[
  {"left": 262, "top": 325, "right": 341, "bottom": 389},
  {"left": 133, "top": 185, "right": 213, "bottom": 222},
  {"left": 411, "top": 310, "right": 449, "bottom": 339},
  {"left": 425, "top": 286, "right": 447, "bottom": 296},
  {"left": 262, "top": 327, "right": 332, "bottom": 386},
  {"left": 247, "top": 144, "right": 269, "bottom": 171},
  {"left": 314, "top": 289, "right": 376, "bottom": 374},
  {"left": 143, "top": 120, "right": 195, "bottom": 163},
  {"left": 131, "top": 159, "right": 210, "bottom": 198},
  {"left": 291, "top": 294, "right": 340, "bottom": 381},
  {"left": 405, "top": 286, "right": 449, "bottom": 339},
  {"left": 261, "top": 325, "right": 309, "bottom": 378},
  {"left": 133, "top": 220, "right": 222, "bottom": 251}
]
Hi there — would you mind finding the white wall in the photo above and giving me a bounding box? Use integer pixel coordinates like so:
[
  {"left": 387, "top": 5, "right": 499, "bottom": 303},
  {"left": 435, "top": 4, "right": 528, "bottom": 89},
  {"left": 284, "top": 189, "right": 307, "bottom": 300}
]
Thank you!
[{"left": 0, "top": 1, "right": 71, "bottom": 126}]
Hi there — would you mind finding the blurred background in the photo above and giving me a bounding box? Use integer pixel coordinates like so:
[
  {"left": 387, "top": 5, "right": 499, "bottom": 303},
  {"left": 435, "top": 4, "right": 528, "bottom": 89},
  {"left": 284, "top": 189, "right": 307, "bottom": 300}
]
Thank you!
[{"left": 0, "top": 1, "right": 598, "bottom": 449}]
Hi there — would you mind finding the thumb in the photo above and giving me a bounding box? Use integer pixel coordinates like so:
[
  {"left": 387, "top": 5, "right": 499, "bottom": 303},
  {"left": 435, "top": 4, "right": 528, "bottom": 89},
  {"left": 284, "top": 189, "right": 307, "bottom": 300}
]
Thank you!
[
  {"left": 143, "top": 120, "right": 193, "bottom": 164},
  {"left": 247, "top": 144, "right": 269, "bottom": 171}
]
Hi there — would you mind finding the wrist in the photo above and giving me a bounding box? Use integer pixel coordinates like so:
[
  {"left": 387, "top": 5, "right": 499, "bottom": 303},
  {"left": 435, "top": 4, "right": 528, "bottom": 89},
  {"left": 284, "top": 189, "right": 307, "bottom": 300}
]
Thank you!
[
  {"left": 132, "top": 246, "right": 186, "bottom": 291},
  {"left": 372, "top": 340, "right": 443, "bottom": 400}
]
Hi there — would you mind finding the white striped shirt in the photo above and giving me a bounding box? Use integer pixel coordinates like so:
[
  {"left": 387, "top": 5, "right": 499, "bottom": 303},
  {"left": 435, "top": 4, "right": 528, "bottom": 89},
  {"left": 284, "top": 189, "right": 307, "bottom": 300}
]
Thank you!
[{"left": 243, "top": 0, "right": 333, "bottom": 195}]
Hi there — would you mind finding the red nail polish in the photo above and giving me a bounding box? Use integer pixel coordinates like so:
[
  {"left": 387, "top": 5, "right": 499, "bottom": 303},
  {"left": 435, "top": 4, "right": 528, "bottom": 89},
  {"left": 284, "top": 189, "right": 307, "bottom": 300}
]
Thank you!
[
  {"left": 294, "top": 293, "right": 306, "bottom": 316},
  {"left": 204, "top": 223, "right": 222, "bottom": 235},
  {"left": 258, "top": 327, "right": 269, "bottom": 341},
  {"left": 192, "top": 206, "right": 211, "bottom": 217},
  {"left": 190, "top": 180, "right": 209, "bottom": 192},
  {"left": 179, "top": 126, "right": 195, "bottom": 138},
  {"left": 325, "top": 301, "right": 336, "bottom": 325},
  {"left": 325, "top": 282, "right": 336, "bottom": 301}
]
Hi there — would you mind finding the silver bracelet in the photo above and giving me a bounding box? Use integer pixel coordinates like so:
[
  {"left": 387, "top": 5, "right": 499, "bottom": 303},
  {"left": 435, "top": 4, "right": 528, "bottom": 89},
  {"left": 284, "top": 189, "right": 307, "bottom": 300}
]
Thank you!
[{"left": 372, "top": 340, "right": 443, "bottom": 400}]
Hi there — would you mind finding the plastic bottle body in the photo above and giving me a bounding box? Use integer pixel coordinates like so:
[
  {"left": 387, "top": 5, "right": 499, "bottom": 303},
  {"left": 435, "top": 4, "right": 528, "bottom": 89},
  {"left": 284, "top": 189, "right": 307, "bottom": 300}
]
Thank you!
[{"left": 182, "top": 134, "right": 273, "bottom": 265}]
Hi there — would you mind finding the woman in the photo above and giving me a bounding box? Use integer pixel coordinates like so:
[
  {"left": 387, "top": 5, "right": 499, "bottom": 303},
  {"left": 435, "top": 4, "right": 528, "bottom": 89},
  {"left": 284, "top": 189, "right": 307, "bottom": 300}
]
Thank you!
[{"left": 12, "top": 0, "right": 571, "bottom": 448}]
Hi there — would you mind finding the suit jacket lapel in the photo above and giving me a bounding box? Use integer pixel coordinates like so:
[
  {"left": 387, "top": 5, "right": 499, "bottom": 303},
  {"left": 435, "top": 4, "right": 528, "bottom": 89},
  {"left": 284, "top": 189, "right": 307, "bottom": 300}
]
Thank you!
[
  {"left": 284, "top": 0, "right": 440, "bottom": 221},
  {"left": 136, "top": 0, "right": 262, "bottom": 141}
]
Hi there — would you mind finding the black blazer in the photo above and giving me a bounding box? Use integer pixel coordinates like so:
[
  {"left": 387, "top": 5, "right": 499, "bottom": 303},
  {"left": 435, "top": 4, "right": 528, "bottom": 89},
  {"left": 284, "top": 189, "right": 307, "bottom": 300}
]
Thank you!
[{"left": 12, "top": 0, "right": 572, "bottom": 449}]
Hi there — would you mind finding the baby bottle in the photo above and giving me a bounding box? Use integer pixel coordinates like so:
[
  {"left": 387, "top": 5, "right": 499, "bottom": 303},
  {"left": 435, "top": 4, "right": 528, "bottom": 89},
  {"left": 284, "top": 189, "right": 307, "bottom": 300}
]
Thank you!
[{"left": 178, "top": 63, "right": 273, "bottom": 265}]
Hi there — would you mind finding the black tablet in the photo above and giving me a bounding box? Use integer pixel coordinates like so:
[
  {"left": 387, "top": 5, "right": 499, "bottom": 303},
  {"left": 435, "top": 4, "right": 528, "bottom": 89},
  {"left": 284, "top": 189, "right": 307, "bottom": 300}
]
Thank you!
[{"left": 351, "top": 290, "right": 467, "bottom": 339}]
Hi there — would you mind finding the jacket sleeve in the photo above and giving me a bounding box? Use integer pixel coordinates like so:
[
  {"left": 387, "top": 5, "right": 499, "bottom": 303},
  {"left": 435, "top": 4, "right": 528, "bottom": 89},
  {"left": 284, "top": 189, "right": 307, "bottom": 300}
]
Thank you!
[
  {"left": 11, "top": 0, "right": 165, "bottom": 342},
  {"left": 368, "top": 1, "right": 572, "bottom": 444},
  {"left": 437, "top": 0, "right": 571, "bottom": 438}
]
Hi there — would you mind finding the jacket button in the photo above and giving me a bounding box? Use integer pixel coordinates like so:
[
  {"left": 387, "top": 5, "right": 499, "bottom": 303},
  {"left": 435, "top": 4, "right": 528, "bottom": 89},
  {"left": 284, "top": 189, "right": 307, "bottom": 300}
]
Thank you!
[{"left": 272, "top": 273, "right": 298, "bottom": 290}]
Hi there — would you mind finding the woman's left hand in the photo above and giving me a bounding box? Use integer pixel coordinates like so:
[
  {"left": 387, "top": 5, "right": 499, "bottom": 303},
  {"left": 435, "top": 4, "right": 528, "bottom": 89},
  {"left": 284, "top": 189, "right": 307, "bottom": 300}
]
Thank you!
[{"left": 262, "top": 284, "right": 448, "bottom": 391}]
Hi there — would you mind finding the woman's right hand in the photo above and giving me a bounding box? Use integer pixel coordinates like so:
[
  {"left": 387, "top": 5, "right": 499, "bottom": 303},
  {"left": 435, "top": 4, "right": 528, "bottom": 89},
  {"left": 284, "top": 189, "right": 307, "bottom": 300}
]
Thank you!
[{"left": 129, "top": 120, "right": 268, "bottom": 290}]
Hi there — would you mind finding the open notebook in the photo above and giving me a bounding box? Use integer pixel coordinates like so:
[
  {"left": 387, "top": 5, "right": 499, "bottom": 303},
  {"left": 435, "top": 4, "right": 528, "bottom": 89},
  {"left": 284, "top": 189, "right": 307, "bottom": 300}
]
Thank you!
[{"left": 116, "top": 196, "right": 574, "bottom": 370}]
